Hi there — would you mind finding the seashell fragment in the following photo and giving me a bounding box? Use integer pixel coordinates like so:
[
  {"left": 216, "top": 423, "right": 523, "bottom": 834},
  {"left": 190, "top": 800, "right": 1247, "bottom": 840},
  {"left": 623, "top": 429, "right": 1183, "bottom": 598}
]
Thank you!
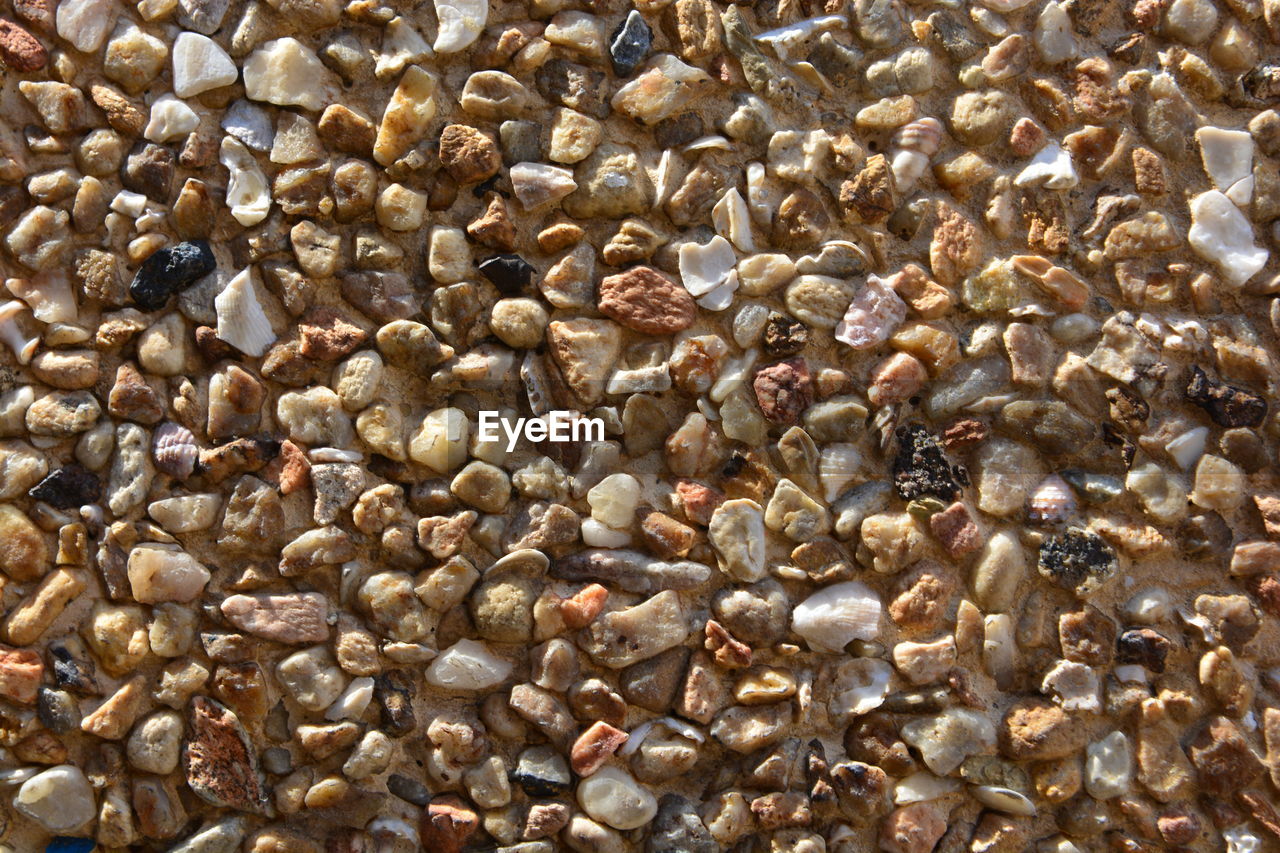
[
  {"left": 683, "top": 135, "right": 732, "bottom": 152},
  {"left": 215, "top": 268, "right": 276, "bottom": 357},
  {"left": 792, "top": 581, "right": 882, "bottom": 652},
  {"left": 679, "top": 235, "right": 737, "bottom": 297},
  {"left": 0, "top": 301, "right": 38, "bottom": 365},
  {"left": 979, "top": 0, "right": 1035, "bottom": 11},
  {"left": 890, "top": 117, "right": 943, "bottom": 192},
  {"left": 696, "top": 270, "right": 739, "bottom": 311},
  {"left": 432, "top": 0, "right": 488, "bottom": 54},
  {"left": 755, "top": 15, "right": 846, "bottom": 61},
  {"left": 220, "top": 136, "right": 271, "bottom": 227},
  {"left": 828, "top": 657, "right": 892, "bottom": 719},
  {"left": 819, "top": 443, "right": 862, "bottom": 502},
  {"left": 712, "top": 188, "right": 755, "bottom": 252},
  {"left": 835, "top": 275, "right": 906, "bottom": 350},
  {"left": 1196, "top": 126, "right": 1253, "bottom": 205},
  {"left": 746, "top": 162, "right": 777, "bottom": 227},
  {"left": 973, "top": 786, "right": 1037, "bottom": 816},
  {"left": 1014, "top": 142, "right": 1078, "bottom": 190},
  {"left": 6, "top": 272, "right": 75, "bottom": 323},
  {"left": 1188, "top": 190, "right": 1268, "bottom": 288},
  {"left": 153, "top": 422, "right": 199, "bottom": 480},
  {"left": 895, "top": 772, "right": 961, "bottom": 804},
  {"left": 1027, "top": 474, "right": 1075, "bottom": 524},
  {"left": 1041, "top": 658, "right": 1100, "bottom": 712}
]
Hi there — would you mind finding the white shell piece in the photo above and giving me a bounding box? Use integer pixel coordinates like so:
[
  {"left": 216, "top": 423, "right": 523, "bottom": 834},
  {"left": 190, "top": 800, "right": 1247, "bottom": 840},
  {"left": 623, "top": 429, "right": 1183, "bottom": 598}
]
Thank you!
[
  {"left": 973, "top": 786, "right": 1037, "bottom": 816},
  {"left": 679, "top": 236, "right": 738, "bottom": 297},
  {"left": 684, "top": 135, "right": 731, "bottom": 152},
  {"left": 1041, "top": 659, "right": 1101, "bottom": 713},
  {"left": 755, "top": 14, "right": 846, "bottom": 60},
  {"left": 1027, "top": 474, "right": 1075, "bottom": 524},
  {"left": 746, "top": 161, "right": 775, "bottom": 227},
  {"left": 979, "top": 0, "right": 1035, "bottom": 11},
  {"left": 792, "top": 581, "right": 882, "bottom": 652},
  {"left": 309, "top": 447, "right": 364, "bottom": 463},
  {"left": 1188, "top": 190, "right": 1268, "bottom": 287},
  {"left": 433, "top": 0, "right": 488, "bottom": 54},
  {"left": 215, "top": 268, "right": 276, "bottom": 357},
  {"left": 829, "top": 657, "right": 892, "bottom": 719},
  {"left": 712, "top": 188, "right": 755, "bottom": 252},
  {"left": 1014, "top": 142, "right": 1079, "bottom": 190},
  {"left": 220, "top": 136, "right": 271, "bottom": 227},
  {"left": 696, "top": 270, "right": 739, "bottom": 311},
  {"left": 654, "top": 149, "right": 679, "bottom": 209},
  {"left": 6, "top": 271, "right": 75, "bottom": 323},
  {"left": 894, "top": 772, "right": 960, "bottom": 804},
  {"left": 0, "top": 301, "right": 38, "bottom": 364},
  {"left": 890, "top": 118, "right": 943, "bottom": 191},
  {"left": 819, "top": 443, "right": 861, "bottom": 502},
  {"left": 1197, "top": 126, "right": 1254, "bottom": 205}
]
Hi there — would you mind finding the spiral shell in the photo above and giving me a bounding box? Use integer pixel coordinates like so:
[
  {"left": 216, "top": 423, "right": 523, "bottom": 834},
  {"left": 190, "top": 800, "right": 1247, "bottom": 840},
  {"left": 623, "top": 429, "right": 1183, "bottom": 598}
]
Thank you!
[
  {"left": 819, "top": 443, "right": 862, "bottom": 502},
  {"left": 893, "top": 117, "right": 944, "bottom": 156},
  {"left": 890, "top": 117, "right": 944, "bottom": 191},
  {"left": 1027, "top": 473, "right": 1075, "bottom": 524},
  {"left": 153, "top": 422, "right": 198, "bottom": 480}
]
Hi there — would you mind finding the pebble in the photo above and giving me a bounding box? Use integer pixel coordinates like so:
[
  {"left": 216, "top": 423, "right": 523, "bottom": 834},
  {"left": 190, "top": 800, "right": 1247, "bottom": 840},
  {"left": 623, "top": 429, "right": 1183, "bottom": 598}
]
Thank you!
[
  {"left": 0, "top": 0, "right": 1270, "bottom": 847},
  {"left": 243, "top": 38, "right": 339, "bottom": 112},
  {"left": 172, "top": 32, "right": 238, "bottom": 98},
  {"left": 14, "top": 764, "right": 95, "bottom": 832},
  {"left": 609, "top": 10, "right": 650, "bottom": 77},
  {"left": 578, "top": 766, "right": 658, "bottom": 830}
]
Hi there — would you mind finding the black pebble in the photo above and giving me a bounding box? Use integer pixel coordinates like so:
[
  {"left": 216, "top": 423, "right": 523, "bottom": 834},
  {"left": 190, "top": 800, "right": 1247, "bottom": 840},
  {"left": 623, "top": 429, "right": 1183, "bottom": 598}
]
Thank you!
[
  {"left": 29, "top": 464, "right": 100, "bottom": 509},
  {"left": 130, "top": 240, "right": 216, "bottom": 312},
  {"left": 386, "top": 773, "right": 431, "bottom": 806},
  {"left": 479, "top": 254, "right": 535, "bottom": 295},
  {"left": 610, "top": 10, "right": 652, "bottom": 77}
]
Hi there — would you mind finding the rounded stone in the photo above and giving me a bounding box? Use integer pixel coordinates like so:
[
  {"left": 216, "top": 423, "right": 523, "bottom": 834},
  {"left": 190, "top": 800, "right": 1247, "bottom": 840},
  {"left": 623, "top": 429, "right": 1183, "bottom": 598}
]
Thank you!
[
  {"left": 489, "top": 298, "right": 550, "bottom": 349},
  {"left": 14, "top": 764, "right": 96, "bottom": 832},
  {"left": 577, "top": 765, "right": 658, "bottom": 830}
]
